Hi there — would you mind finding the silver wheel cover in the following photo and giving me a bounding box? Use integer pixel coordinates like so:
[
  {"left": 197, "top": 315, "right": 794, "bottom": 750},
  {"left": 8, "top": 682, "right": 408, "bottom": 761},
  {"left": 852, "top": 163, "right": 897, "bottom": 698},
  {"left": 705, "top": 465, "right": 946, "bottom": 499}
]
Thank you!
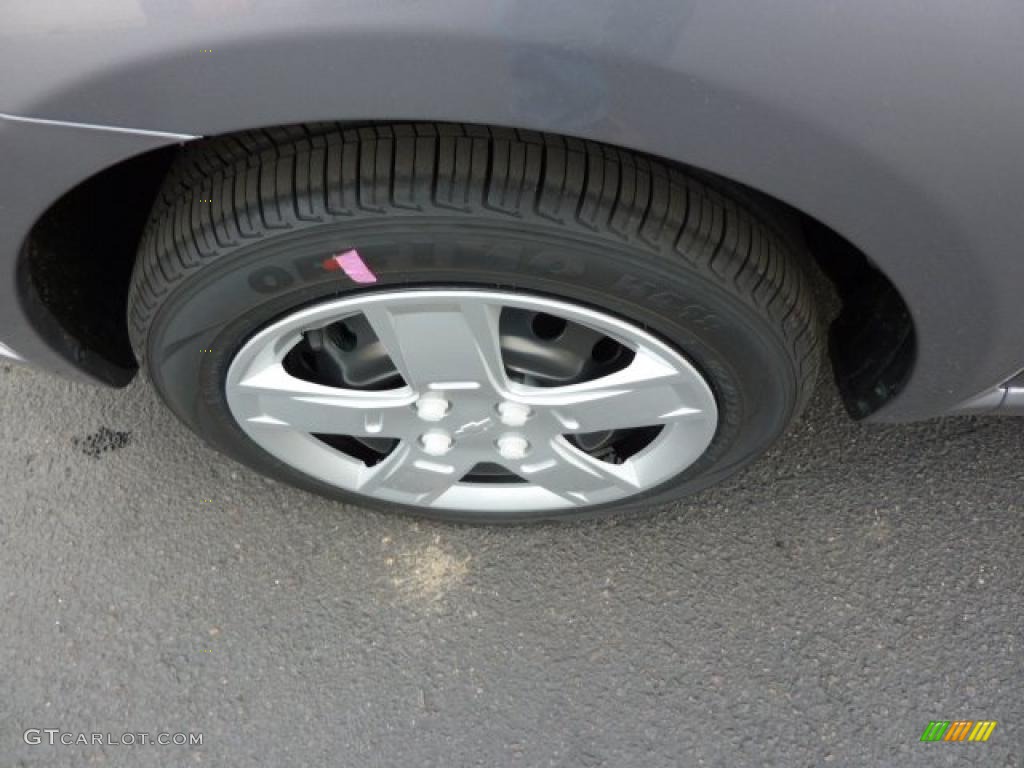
[{"left": 225, "top": 290, "right": 718, "bottom": 513}]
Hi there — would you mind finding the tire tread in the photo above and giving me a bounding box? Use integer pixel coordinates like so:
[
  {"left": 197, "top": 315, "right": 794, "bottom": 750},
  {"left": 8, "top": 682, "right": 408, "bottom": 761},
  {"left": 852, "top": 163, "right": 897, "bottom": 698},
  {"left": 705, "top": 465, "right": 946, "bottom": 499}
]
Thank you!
[{"left": 128, "top": 123, "right": 821, "bottom": 414}]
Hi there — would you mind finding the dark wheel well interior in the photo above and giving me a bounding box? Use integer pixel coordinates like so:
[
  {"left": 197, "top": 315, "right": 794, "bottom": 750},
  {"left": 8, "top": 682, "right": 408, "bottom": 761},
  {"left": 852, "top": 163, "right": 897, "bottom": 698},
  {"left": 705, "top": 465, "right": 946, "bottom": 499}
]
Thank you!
[
  {"left": 17, "top": 121, "right": 915, "bottom": 418},
  {"left": 19, "top": 144, "right": 178, "bottom": 385}
]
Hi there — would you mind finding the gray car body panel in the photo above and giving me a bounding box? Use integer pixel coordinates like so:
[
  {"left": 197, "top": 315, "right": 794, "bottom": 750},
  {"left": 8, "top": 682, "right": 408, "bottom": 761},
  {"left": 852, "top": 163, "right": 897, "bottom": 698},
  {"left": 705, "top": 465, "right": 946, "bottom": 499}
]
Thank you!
[{"left": 2, "top": 1, "right": 1023, "bottom": 421}]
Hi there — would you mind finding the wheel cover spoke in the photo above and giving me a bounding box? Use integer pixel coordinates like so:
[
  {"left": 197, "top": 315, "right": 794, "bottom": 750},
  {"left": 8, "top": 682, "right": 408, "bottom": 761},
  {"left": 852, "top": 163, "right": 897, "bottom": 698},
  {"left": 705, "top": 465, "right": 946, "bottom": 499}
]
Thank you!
[
  {"left": 513, "top": 347, "right": 713, "bottom": 434},
  {"left": 236, "top": 363, "right": 418, "bottom": 437},
  {"left": 361, "top": 299, "right": 507, "bottom": 393},
  {"left": 512, "top": 436, "right": 642, "bottom": 505},
  {"left": 225, "top": 290, "right": 719, "bottom": 514},
  {"left": 357, "top": 444, "right": 477, "bottom": 506}
]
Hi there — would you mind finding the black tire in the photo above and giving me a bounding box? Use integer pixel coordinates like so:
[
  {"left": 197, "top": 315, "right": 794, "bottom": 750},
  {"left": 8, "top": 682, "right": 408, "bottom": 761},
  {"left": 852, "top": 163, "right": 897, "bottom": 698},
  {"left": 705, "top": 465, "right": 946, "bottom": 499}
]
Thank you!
[{"left": 127, "top": 123, "right": 821, "bottom": 523}]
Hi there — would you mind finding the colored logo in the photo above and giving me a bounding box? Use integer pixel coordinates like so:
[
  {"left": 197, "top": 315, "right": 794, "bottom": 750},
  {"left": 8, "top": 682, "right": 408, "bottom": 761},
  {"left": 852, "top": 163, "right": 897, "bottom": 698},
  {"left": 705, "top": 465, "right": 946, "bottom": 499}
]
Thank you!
[{"left": 920, "top": 720, "right": 997, "bottom": 742}]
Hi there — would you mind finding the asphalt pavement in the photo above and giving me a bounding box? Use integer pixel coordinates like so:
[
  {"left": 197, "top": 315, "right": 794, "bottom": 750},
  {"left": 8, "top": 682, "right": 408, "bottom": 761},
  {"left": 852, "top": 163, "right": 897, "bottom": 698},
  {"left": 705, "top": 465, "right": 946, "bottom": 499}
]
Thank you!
[{"left": 1, "top": 361, "right": 1021, "bottom": 767}]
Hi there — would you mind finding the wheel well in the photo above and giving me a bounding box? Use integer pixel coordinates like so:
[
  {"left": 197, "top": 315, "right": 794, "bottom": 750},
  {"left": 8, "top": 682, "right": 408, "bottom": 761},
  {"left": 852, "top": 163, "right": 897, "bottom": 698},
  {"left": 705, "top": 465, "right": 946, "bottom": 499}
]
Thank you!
[
  {"left": 802, "top": 219, "right": 915, "bottom": 419},
  {"left": 19, "top": 121, "right": 914, "bottom": 417},
  {"left": 20, "top": 143, "right": 178, "bottom": 385}
]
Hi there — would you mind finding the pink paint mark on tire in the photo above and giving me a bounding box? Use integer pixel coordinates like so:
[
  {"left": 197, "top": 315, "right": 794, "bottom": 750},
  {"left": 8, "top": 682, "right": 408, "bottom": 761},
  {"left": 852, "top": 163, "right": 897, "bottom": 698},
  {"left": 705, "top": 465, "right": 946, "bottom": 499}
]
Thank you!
[{"left": 321, "top": 249, "right": 377, "bottom": 283}]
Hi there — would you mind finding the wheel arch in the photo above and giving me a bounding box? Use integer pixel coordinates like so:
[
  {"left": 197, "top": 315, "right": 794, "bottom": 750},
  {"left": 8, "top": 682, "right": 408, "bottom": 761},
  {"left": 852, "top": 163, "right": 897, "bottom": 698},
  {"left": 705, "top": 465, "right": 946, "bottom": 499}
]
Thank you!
[
  {"left": 7, "top": 1, "right": 1024, "bottom": 421},
  {"left": 17, "top": 121, "right": 913, "bottom": 418}
]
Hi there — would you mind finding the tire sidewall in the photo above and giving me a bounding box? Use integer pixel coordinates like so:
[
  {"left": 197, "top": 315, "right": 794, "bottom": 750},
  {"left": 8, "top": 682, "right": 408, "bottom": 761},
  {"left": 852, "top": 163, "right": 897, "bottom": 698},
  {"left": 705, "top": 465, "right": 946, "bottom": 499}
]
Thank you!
[{"left": 145, "top": 217, "right": 799, "bottom": 521}]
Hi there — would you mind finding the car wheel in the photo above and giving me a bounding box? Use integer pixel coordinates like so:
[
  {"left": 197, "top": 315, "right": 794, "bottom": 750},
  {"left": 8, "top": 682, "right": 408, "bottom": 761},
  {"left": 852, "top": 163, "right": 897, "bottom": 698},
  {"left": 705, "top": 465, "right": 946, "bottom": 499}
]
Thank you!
[{"left": 127, "top": 123, "right": 821, "bottom": 522}]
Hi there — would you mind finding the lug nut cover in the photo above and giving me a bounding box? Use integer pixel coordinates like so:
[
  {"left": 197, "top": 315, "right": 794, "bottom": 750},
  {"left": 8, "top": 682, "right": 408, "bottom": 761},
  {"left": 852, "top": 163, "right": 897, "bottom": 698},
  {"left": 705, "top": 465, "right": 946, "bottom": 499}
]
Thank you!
[
  {"left": 497, "top": 401, "right": 532, "bottom": 427},
  {"left": 415, "top": 395, "right": 450, "bottom": 422},
  {"left": 420, "top": 431, "right": 454, "bottom": 456},
  {"left": 496, "top": 434, "right": 531, "bottom": 461}
]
